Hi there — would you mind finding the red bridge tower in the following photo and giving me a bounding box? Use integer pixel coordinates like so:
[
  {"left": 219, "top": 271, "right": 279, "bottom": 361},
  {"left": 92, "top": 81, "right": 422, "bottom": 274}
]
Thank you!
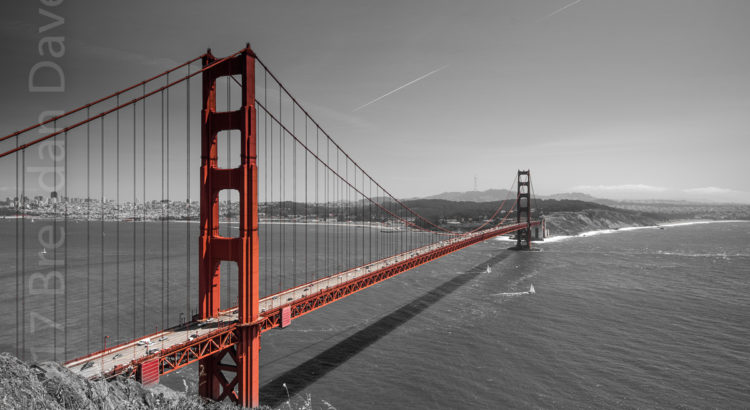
[
  {"left": 516, "top": 170, "right": 532, "bottom": 250},
  {"left": 198, "top": 45, "right": 260, "bottom": 407}
]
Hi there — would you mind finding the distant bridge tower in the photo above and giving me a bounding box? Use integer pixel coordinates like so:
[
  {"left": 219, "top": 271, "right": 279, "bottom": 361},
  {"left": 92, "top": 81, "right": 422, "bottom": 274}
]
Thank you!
[{"left": 515, "top": 170, "right": 532, "bottom": 249}]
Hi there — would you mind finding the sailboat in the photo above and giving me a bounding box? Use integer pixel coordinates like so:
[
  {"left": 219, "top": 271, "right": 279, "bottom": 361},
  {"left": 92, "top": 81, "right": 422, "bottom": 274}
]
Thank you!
[
  {"left": 40, "top": 248, "right": 47, "bottom": 256},
  {"left": 486, "top": 265, "right": 491, "bottom": 273},
  {"left": 529, "top": 284, "right": 535, "bottom": 294}
]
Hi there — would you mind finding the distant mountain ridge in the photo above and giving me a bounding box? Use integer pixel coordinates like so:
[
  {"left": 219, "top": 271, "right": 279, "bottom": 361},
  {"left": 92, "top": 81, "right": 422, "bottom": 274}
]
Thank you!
[
  {"left": 421, "top": 189, "right": 514, "bottom": 202},
  {"left": 421, "top": 189, "right": 614, "bottom": 204}
]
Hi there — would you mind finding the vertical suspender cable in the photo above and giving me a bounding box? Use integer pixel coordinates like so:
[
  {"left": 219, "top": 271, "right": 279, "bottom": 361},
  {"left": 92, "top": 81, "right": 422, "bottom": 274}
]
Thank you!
[
  {"left": 53, "top": 120, "right": 58, "bottom": 360},
  {"left": 390, "top": 188, "right": 393, "bottom": 256},
  {"left": 186, "top": 65, "right": 191, "bottom": 317},
  {"left": 142, "top": 84, "right": 146, "bottom": 333},
  {"left": 362, "top": 167, "right": 365, "bottom": 266},
  {"left": 369, "top": 177, "right": 372, "bottom": 264},
  {"left": 293, "top": 104, "right": 296, "bottom": 288},
  {"left": 133, "top": 101, "right": 137, "bottom": 341},
  {"left": 346, "top": 158, "right": 349, "bottom": 269},
  {"left": 304, "top": 115, "right": 308, "bottom": 283},
  {"left": 389, "top": 191, "right": 393, "bottom": 255},
  {"left": 350, "top": 160, "right": 353, "bottom": 268},
  {"left": 64, "top": 128, "right": 68, "bottom": 360},
  {"left": 21, "top": 148, "right": 26, "bottom": 359},
  {"left": 326, "top": 134, "right": 328, "bottom": 275},
  {"left": 279, "top": 85, "right": 286, "bottom": 292},
  {"left": 100, "top": 116, "right": 104, "bottom": 353},
  {"left": 116, "top": 98, "right": 121, "bottom": 344},
  {"left": 339, "top": 153, "right": 342, "bottom": 271},
  {"left": 269, "top": 82, "right": 274, "bottom": 294},
  {"left": 362, "top": 169, "right": 365, "bottom": 266},
  {"left": 259, "top": 68, "right": 271, "bottom": 295},
  {"left": 377, "top": 185, "right": 380, "bottom": 259},
  {"left": 166, "top": 73, "right": 171, "bottom": 324},
  {"left": 338, "top": 155, "right": 341, "bottom": 271},
  {"left": 86, "top": 107, "right": 91, "bottom": 354},
  {"left": 348, "top": 162, "right": 351, "bottom": 267},
  {"left": 379, "top": 183, "right": 382, "bottom": 258},
  {"left": 346, "top": 160, "right": 359, "bottom": 269},
  {"left": 161, "top": 88, "right": 165, "bottom": 330},
  {"left": 315, "top": 127, "right": 319, "bottom": 281},
  {"left": 264, "top": 71, "right": 268, "bottom": 296},
  {"left": 338, "top": 153, "right": 341, "bottom": 271},
  {"left": 329, "top": 144, "right": 332, "bottom": 273},
  {"left": 404, "top": 195, "right": 407, "bottom": 252},
  {"left": 15, "top": 131, "right": 19, "bottom": 357},
  {"left": 356, "top": 167, "right": 359, "bottom": 265},
  {"left": 322, "top": 134, "right": 326, "bottom": 279},
  {"left": 339, "top": 152, "right": 342, "bottom": 269}
]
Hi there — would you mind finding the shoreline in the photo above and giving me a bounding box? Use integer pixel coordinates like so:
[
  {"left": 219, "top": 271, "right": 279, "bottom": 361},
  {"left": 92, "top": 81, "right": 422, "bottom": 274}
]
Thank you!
[{"left": 525, "top": 219, "right": 749, "bottom": 244}]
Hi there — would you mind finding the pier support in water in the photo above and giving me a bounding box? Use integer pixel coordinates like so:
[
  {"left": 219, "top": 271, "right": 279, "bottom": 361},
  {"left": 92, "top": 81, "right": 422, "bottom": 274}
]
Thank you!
[
  {"left": 198, "top": 45, "right": 260, "bottom": 407},
  {"left": 532, "top": 217, "right": 546, "bottom": 241}
]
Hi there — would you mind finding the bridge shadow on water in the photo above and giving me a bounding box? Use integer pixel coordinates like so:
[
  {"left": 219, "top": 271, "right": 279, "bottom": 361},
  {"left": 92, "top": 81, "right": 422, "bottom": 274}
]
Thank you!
[{"left": 260, "top": 250, "right": 514, "bottom": 407}]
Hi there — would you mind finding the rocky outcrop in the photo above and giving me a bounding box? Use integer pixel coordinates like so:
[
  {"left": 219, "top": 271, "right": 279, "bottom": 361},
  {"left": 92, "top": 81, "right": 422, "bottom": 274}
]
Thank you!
[{"left": 0, "top": 353, "right": 242, "bottom": 410}]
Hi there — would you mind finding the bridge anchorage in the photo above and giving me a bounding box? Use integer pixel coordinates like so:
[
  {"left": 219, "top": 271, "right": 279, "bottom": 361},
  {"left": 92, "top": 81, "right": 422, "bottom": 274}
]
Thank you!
[{"left": 1, "top": 43, "right": 542, "bottom": 408}]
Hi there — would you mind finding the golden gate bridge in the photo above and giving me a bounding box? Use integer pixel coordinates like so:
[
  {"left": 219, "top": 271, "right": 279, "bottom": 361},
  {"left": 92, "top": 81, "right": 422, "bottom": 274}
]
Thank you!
[{"left": 0, "top": 44, "right": 544, "bottom": 407}]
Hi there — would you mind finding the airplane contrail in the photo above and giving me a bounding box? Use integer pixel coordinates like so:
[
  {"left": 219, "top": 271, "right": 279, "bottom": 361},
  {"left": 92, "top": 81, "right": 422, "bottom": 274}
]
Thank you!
[
  {"left": 353, "top": 65, "right": 448, "bottom": 112},
  {"left": 538, "top": 0, "right": 582, "bottom": 22}
]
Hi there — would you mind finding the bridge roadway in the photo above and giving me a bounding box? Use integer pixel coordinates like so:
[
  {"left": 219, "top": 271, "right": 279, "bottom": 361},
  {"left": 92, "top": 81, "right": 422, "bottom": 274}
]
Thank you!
[{"left": 64, "top": 221, "right": 539, "bottom": 380}]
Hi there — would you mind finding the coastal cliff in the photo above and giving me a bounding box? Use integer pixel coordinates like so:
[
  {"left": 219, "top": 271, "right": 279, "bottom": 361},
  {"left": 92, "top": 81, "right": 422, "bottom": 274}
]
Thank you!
[{"left": 543, "top": 208, "right": 667, "bottom": 236}]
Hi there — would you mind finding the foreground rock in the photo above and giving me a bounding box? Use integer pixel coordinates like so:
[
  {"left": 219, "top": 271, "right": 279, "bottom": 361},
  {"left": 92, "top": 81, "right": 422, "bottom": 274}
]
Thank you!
[{"left": 0, "top": 353, "right": 244, "bottom": 410}]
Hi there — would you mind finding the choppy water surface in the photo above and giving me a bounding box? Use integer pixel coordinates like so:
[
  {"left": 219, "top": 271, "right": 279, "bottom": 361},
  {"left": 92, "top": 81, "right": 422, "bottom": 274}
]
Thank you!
[
  {"left": 2, "top": 220, "right": 749, "bottom": 408},
  {"left": 236, "top": 221, "right": 749, "bottom": 409}
]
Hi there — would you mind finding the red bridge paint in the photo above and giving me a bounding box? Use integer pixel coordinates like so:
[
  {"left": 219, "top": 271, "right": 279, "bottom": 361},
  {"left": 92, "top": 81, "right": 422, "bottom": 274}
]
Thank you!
[
  {"left": 138, "top": 359, "right": 160, "bottom": 386},
  {"left": 281, "top": 307, "right": 292, "bottom": 328}
]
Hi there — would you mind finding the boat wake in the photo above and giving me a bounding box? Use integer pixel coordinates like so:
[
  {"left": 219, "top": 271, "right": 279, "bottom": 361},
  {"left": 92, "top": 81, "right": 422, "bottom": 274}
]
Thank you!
[{"left": 492, "top": 284, "right": 535, "bottom": 297}]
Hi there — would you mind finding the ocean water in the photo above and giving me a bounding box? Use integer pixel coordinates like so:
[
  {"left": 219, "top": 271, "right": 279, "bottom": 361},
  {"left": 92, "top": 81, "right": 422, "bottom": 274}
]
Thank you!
[
  {"left": 2, "top": 220, "right": 749, "bottom": 408},
  {"left": 0, "top": 219, "right": 434, "bottom": 361},
  {"left": 233, "top": 221, "right": 749, "bottom": 409}
]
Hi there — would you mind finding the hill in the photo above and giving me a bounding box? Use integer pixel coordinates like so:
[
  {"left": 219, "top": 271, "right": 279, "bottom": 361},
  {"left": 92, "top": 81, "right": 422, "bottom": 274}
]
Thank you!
[
  {"left": 420, "top": 188, "right": 620, "bottom": 205},
  {"left": 401, "top": 197, "right": 668, "bottom": 235},
  {"left": 421, "top": 189, "right": 514, "bottom": 202}
]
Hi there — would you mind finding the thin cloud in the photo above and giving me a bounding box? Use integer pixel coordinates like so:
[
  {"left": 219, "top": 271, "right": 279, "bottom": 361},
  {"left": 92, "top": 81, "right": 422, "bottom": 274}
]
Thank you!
[
  {"left": 681, "top": 187, "right": 750, "bottom": 203},
  {"left": 573, "top": 184, "right": 668, "bottom": 192},
  {"left": 683, "top": 187, "right": 740, "bottom": 195},
  {"left": 353, "top": 65, "right": 448, "bottom": 112},
  {"left": 538, "top": 0, "right": 582, "bottom": 23}
]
